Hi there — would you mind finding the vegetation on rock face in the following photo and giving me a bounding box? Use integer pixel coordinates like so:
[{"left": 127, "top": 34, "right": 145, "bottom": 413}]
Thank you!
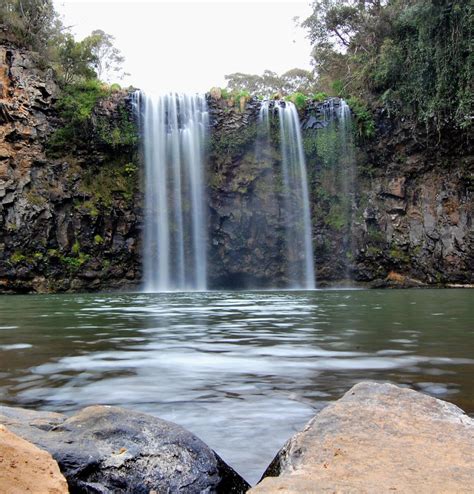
[{"left": 302, "top": 0, "right": 472, "bottom": 130}]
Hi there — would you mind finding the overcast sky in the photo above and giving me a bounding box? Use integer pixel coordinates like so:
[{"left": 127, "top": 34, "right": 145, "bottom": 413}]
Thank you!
[{"left": 54, "top": 0, "right": 314, "bottom": 92}]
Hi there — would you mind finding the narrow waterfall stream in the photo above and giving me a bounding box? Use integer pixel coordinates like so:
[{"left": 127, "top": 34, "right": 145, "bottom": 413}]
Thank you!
[
  {"left": 258, "top": 101, "right": 315, "bottom": 289},
  {"left": 319, "top": 98, "right": 356, "bottom": 281},
  {"left": 137, "top": 93, "right": 209, "bottom": 292}
]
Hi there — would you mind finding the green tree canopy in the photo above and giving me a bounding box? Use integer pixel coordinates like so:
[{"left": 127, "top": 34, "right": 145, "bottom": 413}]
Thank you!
[
  {"left": 0, "top": 0, "right": 61, "bottom": 54},
  {"left": 225, "top": 68, "right": 316, "bottom": 96},
  {"left": 85, "top": 29, "right": 127, "bottom": 83},
  {"left": 1, "top": 0, "right": 127, "bottom": 86},
  {"left": 302, "top": 0, "right": 472, "bottom": 129}
]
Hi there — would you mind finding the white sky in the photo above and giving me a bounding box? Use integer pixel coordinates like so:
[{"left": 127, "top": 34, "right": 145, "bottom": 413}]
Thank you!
[{"left": 53, "top": 0, "right": 314, "bottom": 92}]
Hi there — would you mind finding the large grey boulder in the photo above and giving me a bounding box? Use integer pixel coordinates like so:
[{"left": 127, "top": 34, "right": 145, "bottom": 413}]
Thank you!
[
  {"left": 250, "top": 382, "right": 474, "bottom": 493},
  {"left": 0, "top": 405, "right": 249, "bottom": 494}
]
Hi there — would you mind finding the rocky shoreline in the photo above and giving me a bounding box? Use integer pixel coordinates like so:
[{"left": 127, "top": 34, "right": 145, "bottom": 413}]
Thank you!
[{"left": 1, "top": 382, "right": 473, "bottom": 493}]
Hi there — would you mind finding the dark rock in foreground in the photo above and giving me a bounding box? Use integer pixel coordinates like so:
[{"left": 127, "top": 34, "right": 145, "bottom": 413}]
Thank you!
[
  {"left": 249, "top": 382, "right": 474, "bottom": 493},
  {"left": 0, "top": 405, "right": 249, "bottom": 494}
]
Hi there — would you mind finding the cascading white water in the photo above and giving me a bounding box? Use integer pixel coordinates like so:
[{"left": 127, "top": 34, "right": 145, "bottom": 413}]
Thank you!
[
  {"left": 137, "top": 92, "right": 208, "bottom": 292},
  {"left": 258, "top": 101, "right": 315, "bottom": 289},
  {"left": 319, "top": 98, "right": 356, "bottom": 282},
  {"left": 277, "top": 102, "right": 315, "bottom": 289}
]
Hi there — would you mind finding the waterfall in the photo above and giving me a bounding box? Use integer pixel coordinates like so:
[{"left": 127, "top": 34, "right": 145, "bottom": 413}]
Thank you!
[
  {"left": 318, "top": 98, "right": 356, "bottom": 282},
  {"left": 258, "top": 101, "right": 315, "bottom": 289},
  {"left": 277, "top": 102, "right": 315, "bottom": 289},
  {"left": 337, "top": 99, "right": 356, "bottom": 281},
  {"left": 136, "top": 92, "right": 209, "bottom": 292}
]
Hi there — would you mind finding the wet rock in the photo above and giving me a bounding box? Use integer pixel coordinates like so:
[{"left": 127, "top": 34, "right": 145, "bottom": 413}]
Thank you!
[
  {"left": 250, "top": 382, "right": 474, "bottom": 493},
  {"left": 0, "top": 424, "right": 68, "bottom": 494},
  {"left": 0, "top": 405, "right": 250, "bottom": 494}
]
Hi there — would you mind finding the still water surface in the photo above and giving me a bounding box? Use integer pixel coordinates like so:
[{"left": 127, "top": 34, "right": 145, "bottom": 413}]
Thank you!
[{"left": 0, "top": 289, "right": 473, "bottom": 483}]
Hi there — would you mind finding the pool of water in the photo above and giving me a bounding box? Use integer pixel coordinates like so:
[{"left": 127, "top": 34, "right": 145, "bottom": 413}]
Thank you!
[{"left": 0, "top": 289, "right": 473, "bottom": 483}]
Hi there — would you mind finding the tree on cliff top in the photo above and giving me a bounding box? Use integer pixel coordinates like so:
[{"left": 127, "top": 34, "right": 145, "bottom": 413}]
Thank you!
[
  {"left": 302, "top": 0, "right": 472, "bottom": 130},
  {"left": 0, "top": 0, "right": 61, "bottom": 54},
  {"left": 86, "top": 30, "right": 128, "bottom": 83},
  {"left": 225, "top": 68, "right": 317, "bottom": 97},
  {"left": 0, "top": 0, "right": 127, "bottom": 85}
]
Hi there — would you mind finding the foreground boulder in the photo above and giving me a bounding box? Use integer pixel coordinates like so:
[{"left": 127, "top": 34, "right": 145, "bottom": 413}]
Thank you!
[
  {"left": 0, "top": 405, "right": 249, "bottom": 493},
  {"left": 250, "top": 382, "right": 474, "bottom": 493},
  {"left": 0, "top": 424, "right": 68, "bottom": 494}
]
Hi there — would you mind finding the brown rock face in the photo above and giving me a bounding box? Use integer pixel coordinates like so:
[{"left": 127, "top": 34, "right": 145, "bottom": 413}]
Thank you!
[
  {"left": 0, "top": 424, "right": 68, "bottom": 494},
  {"left": 250, "top": 382, "right": 474, "bottom": 493},
  {"left": 0, "top": 42, "right": 141, "bottom": 293}
]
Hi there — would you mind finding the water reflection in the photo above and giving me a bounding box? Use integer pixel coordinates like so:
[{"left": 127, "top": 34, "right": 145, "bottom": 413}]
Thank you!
[{"left": 0, "top": 289, "right": 473, "bottom": 484}]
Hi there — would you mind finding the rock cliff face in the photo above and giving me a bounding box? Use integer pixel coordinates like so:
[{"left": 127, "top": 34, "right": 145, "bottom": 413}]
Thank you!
[
  {"left": 206, "top": 95, "right": 473, "bottom": 287},
  {"left": 0, "top": 42, "right": 472, "bottom": 293},
  {"left": 350, "top": 111, "right": 473, "bottom": 286},
  {"left": 207, "top": 97, "right": 288, "bottom": 288},
  {"left": 0, "top": 43, "right": 141, "bottom": 293}
]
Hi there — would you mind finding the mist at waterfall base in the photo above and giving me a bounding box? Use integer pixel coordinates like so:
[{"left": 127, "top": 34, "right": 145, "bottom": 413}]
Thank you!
[{"left": 137, "top": 93, "right": 320, "bottom": 292}]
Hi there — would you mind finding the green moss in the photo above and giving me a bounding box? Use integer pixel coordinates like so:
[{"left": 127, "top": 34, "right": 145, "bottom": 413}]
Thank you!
[
  {"left": 208, "top": 172, "right": 225, "bottom": 190},
  {"left": 123, "top": 162, "right": 137, "bottom": 176},
  {"left": 71, "top": 240, "right": 81, "bottom": 256},
  {"left": 325, "top": 203, "right": 347, "bottom": 231},
  {"left": 389, "top": 246, "right": 410, "bottom": 263},
  {"left": 79, "top": 159, "right": 138, "bottom": 207},
  {"left": 312, "top": 92, "right": 328, "bottom": 102},
  {"left": 48, "top": 79, "right": 110, "bottom": 152},
  {"left": 96, "top": 106, "right": 138, "bottom": 148},
  {"left": 286, "top": 92, "right": 308, "bottom": 110},
  {"left": 47, "top": 249, "right": 59, "bottom": 258},
  {"left": 81, "top": 200, "right": 100, "bottom": 217},
  {"left": 346, "top": 97, "right": 375, "bottom": 140},
  {"left": 26, "top": 190, "right": 47, "bottom": 207},
  {"left": 10, "top": 252, "right": 26, "bottom": 264},
  {"left": 210, "top": 123, "right": 258, "bottom": 159},
  {"left": 367, "top": 224, "right": 386, "bottom": 244},
  {"left": 94, "top": 234, "right": 104, "bottom": 245},
  {"left": 367, "top": 246, "right": 382, "bottom": 256},
  {"left": 60, "top": 252, "right": 90, "bottom": 270}
]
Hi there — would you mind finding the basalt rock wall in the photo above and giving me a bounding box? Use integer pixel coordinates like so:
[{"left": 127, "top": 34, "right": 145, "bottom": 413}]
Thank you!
[
  {"left": 0, "top": 43, "right": 142, "bottom": 293},
  {"left": 0, "top": 42, "right": 472, "bottom": 293},
  {"left": 207, "top": 95, "right": 473, "bottom": 288}
]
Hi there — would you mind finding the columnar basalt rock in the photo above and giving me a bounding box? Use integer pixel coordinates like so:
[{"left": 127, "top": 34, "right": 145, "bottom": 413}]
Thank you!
[{"left": 347, "top": 111, "right": 473, "bottom": 286}]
